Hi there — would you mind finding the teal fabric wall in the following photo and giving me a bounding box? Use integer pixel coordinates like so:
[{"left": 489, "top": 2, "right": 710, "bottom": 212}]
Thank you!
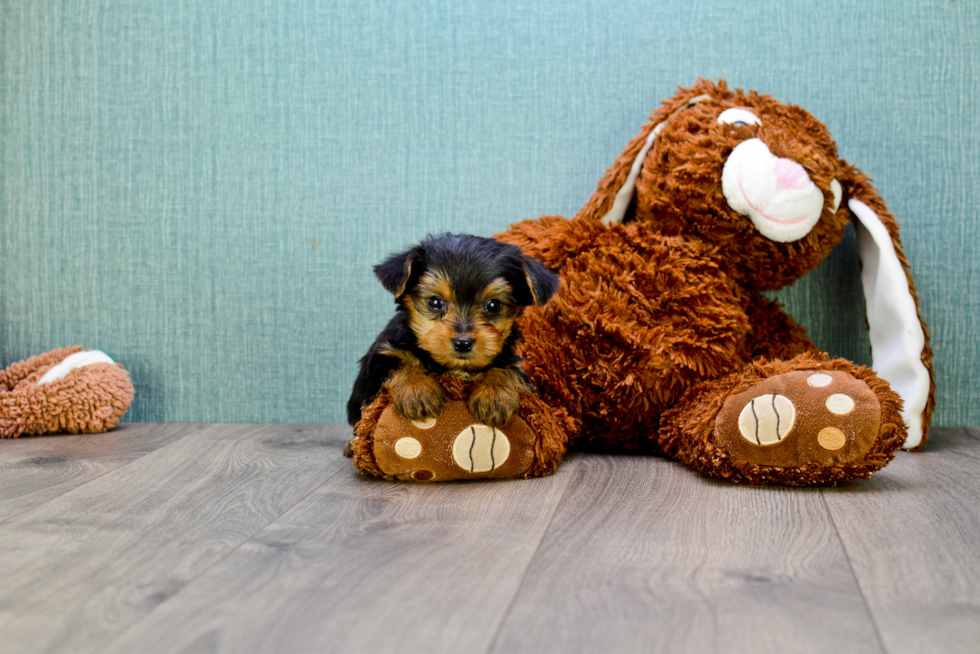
[{"left": 1, "top": 0, "right": 978, "bottom": 426}]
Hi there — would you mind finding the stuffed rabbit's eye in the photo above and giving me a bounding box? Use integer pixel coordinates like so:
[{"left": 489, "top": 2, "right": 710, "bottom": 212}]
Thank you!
[
  {"left": 428, "top": 296, "right": 445, "bottom": 313},
  {"left": 718, "top": 108, "right": 761, "bottom": 128}
]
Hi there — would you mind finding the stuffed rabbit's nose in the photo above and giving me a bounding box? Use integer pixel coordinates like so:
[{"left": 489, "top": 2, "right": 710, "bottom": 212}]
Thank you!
[{"left": 773, "top": 158, "right": 810, "bottom": 190}]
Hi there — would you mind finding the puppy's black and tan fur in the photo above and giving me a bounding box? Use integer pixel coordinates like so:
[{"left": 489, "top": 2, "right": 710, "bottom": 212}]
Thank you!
[{"left": 347, "top": 233, "right": 559, "bottom": 430}]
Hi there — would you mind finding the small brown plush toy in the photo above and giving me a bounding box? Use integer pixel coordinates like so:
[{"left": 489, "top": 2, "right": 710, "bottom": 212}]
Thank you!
[
  {"left": 0, "top": 346, "right": 134, "bottom": 437},
  {"left": 351, "top": 79, "right": 934, "bottom": 486}
]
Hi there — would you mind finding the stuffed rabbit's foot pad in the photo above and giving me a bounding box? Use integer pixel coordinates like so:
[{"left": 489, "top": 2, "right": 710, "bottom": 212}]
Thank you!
[
  {"left": 715, "top": 370, "right": 881, "bottom": 469},
  {"left": 371, "top": 401, "right": 536, "bottom": 481}
]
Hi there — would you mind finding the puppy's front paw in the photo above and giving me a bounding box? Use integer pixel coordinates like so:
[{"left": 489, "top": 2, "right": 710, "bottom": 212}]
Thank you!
[
  {"left": 469, "top": 375, "right": 521, "bottom": 428},
  {"left": 390, "top": 375, "right": 445, "bottom": 421},
  {"left": 469, "top": 393, "right": 519, "bottom": 428}
]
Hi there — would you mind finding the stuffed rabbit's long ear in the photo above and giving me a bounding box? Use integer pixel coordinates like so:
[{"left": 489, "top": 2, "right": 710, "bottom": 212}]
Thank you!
[
  {"left": 845, "top": 172, "right": 935, "bottom": 450},
  {"left": 577, "top": 93, "right": 712, "bottom": 226},
  {"left": 573, "top": 120, "right": 662, "bottom": 225}
]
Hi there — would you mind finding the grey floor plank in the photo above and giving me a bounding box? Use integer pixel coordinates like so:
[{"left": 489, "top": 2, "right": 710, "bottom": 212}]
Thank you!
[
  {"left": 99, "top": 459, "right": 576, "bottom": 654},
  {"left": 489, "top": 454, "right": 883, "bottom": 654},
  {"left": 0, "top": 424, "right": 194, "bottom": 522},
  {"left": 5, "top": 424, "right": 977, "bottom": 654},
  {"left": 0, "top": 423, "right": 348, "bottom": 654},
  {"left": 823, "top": 427, "right": 980, "bottom": 654}
]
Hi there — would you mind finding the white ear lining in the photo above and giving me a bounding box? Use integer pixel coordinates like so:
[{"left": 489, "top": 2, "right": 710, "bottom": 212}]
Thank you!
[
  {"left": 599, "top": 95, "right": 711, "bottom": 227},
  {"left": 830, "top": 179, "right": 842, "bottom": 213},
  {"left": 850, "top": 198, "right": 930, "bottom": 449},
  {"left": 599, "top": 122, "right": 666, "bottom": 227}
]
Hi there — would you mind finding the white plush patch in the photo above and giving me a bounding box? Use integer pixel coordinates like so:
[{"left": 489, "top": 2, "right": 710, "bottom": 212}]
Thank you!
[
  {"left": 737, "top": 394, "right": 796, "bottom": 445},
  {"left": 38, "top": 350, "right": 115, "bottom": 385},
  {"left": 411, "top": 417, "right": 437, "bottom": 430},
  {"left": 599, "top": 123, "right": 666, "bottom": 227},
  {"left": 826, "top": 393, "right": 856, "bottom": 415},
  {"left": 850, "top": 199, "right": 930, "bottom": 449},
  {"left": 807, "top": 373, "right": 833, "bottom": 388},
  {"left": 394, "top": 437, "right": 422, "bottom": 459},
  {"left": 452, "top": 425, "right": 510, "bottom": 473},
  {"left": 721, "top": 138, "right": 825, "bottom": 242}
]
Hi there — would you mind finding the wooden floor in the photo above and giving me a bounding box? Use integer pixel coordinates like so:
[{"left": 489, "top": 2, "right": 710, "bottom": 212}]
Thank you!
[{"left": 1, "top": 424, "right": 978, "bottom": 654}]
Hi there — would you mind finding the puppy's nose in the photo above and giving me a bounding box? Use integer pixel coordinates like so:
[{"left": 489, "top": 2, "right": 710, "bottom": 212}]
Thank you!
[{"left": 452, "top": 337, "right": 474, "bottom": 353}]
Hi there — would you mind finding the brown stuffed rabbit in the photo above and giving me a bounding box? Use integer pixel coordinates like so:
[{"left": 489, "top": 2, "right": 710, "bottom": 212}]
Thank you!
[{"left": 350, "top": 79, "right": 934, "bottom": 486}]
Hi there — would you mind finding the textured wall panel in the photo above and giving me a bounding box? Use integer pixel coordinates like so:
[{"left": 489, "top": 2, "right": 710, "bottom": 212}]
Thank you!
[{"left": 1, "top": 0, "right": 977, "bottom": 425}]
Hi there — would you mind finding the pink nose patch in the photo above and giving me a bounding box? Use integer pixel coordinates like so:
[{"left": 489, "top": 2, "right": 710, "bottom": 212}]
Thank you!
[{"left": 773, "top": 158, "right": 810, "bottom": 190}]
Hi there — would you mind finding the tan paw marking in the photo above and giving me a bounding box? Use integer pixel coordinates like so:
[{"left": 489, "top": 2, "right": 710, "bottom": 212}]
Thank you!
[
  {"left": 452, "top": 425, "right": 510, "bottom": 473},
  {"left": 738, "top": 394, "right": 796, "bottom": 445},
  {"left": 826, "top": 393, "right": 856, "bottom": 415},
  {"left": 394, "top": 437, "right": 422, "bottom": 459},
  {"left": 818, "top": 427, "right": 847, "bottom": 451},
  {"left": 411, "top": 417, "right": 437, "bottom": 430},
  {"left": 807, "top": 373, "right": 833, "bottom": 387}
]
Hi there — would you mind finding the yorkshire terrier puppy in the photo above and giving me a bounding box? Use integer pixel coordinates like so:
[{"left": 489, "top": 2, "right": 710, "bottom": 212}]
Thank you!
[{"left": 347, "top": 233, "right": 559, "bottom": 430}]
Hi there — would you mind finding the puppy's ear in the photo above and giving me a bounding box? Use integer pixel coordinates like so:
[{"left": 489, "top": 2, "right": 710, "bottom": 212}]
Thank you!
[
  {"left": 518, "top": 256, "right": 560, "bottom": 308},
  {"left": 374, "top": 246, "right": 421, "bottom": 297},
  {"left": 844, "top": 167, "right": 935, "bottom": 450}
]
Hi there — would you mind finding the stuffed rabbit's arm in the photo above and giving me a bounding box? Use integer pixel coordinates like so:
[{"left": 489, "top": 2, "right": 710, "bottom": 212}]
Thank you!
[
  {"left": 497, "top": 215, "right": 614, "bottom": 272},
  {"left": 515, "top": 227, "right": 756, "bottom": 442}
]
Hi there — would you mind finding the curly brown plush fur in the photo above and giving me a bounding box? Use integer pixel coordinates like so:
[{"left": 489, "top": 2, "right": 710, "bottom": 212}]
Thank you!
[
  {"left": 496, "top": 79, "right": 933, "bottom": 482},
  {"left": 351, "top": 79, "right": 933, "bottom": 486},
  {"left": 0, "top": 346, "right": 134, "bottom": 437},
  {"left": 659, "top": 354, "right": 905, "bottom": 486}
]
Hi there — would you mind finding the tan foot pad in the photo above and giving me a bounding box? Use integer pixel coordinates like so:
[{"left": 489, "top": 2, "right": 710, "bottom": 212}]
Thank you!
[
  {"left": 372, "top": 401, "right": 536, "bottom": 481},
  {"left": 715, "top": 370, "right": 881, "bottom": 468}
]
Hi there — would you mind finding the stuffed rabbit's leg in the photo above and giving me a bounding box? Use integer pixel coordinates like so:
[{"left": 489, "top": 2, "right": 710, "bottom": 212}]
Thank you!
[
  {"left": 514, "top": 233, "right": 753, "bottom": 452},
  {"left": 659, "top": 353, "right": 906, "bottom": 486}
]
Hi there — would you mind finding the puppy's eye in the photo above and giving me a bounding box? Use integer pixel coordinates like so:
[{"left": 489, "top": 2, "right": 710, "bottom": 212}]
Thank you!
[
  {"left": 717, "top": 108, "right": 761, "bottom": 128},
  {"left": 484, "top": 299, "right": 502, "bottom": 315},
  {"left": 427, "top": 296, "right": 445, "bottom": 312}
]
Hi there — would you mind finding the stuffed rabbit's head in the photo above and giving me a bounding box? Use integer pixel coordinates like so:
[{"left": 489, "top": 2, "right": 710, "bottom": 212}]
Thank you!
[
  {"left": 578, "top": 79, "right": 934, "bottom": 448},
  {"left": 580, "top": 79, "right": 855, "bottom": 289}
]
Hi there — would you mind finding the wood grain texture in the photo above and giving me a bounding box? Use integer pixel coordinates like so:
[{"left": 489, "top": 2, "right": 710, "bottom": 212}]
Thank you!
[
  {"left": 489, "top": 454, "right": 883, "bottom": 654},
  {"left": 823, "top": 427, "right": 980, "bottom": 654},
  {"left": 0, "top": 423, "right": 349, "bottom": 654},
  {"left": 0, "top": 424, "right": 192, "bottom": 522},
  {"left": 99, "top": 461, "right": 574, "bottom": 654},
  {"left": 1, "top": 423, "right": 978, "bottom": 654}
]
